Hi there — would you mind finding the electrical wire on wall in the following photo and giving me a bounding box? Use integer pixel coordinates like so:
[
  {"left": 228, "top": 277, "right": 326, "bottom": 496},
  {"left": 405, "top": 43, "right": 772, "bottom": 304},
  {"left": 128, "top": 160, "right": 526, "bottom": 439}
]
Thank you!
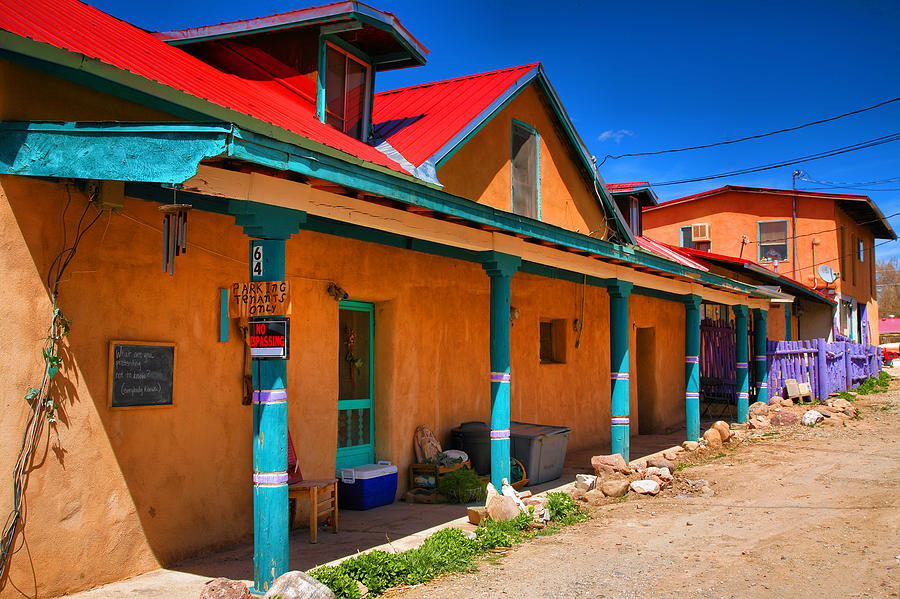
[
  {"left": 0, "top": 185, "right": 103, "bottom": 588},
  {"left": 574, "top": 274, "right": 586, "bottom": 349}
]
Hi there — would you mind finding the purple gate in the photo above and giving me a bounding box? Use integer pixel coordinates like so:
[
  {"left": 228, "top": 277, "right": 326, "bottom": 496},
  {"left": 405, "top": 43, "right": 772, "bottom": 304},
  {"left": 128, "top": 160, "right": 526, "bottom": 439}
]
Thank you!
[{"left": 700, "top": 318, "right": 736, "bottom": 405}]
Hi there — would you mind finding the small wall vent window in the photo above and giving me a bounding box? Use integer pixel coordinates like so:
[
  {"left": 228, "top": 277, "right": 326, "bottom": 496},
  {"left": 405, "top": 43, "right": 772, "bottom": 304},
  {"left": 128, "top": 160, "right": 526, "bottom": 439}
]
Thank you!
[
  {"left": 758, "top": 220, "right": 788, "bottom": 262},
  {"left": 511, "top": 121, "right": 539, "bottom": 219},
  {"left": 324, "top": 43, "right": 369, "bottom": 140},
  {"left": 539, "top": 319, "right": 566, "bottom": 364}
]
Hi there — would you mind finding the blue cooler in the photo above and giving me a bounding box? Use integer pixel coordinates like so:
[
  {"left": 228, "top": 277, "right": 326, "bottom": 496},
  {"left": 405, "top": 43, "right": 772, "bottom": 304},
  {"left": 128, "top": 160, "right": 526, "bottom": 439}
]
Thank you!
[{"left": 338, "top": 463, "right": 398, "bottom": 510}]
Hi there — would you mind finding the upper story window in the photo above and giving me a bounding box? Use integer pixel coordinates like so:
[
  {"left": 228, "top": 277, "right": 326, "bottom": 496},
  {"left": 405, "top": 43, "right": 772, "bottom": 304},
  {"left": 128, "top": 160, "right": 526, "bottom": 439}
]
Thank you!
[
  {"left": 758, "top": 220, "right": 788, "bottom": 262},
  {"left": 615, "top": 196, "right": 642, "bottom": 236},
  {"left": 324, "top": 43, "right": 370, "bottom": 140},
  {"left": 511, "top": 120, "right": 539, "bottom": 219},
  {"left": 680, "top": 225, "right": 710, "bottom": 251}
]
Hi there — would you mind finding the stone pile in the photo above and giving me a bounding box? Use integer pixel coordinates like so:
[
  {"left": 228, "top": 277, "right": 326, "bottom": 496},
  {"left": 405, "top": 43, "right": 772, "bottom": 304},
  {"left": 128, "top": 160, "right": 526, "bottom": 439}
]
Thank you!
[{"left": 469, "top": 479, "right": 550, "bottom": 525}]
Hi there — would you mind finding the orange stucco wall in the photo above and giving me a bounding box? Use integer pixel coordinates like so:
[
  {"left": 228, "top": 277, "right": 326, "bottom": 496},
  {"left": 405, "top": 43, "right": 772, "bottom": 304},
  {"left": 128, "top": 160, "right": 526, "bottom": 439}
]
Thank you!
[
  {"left": 1, "top": 172, "right": 692, "bottom": 597},
  {"left": 644, "top": 189, "right": 880, "bottom": 340},
  {"left": 437, "top": 83, "right": 611, "bottom": 239}
]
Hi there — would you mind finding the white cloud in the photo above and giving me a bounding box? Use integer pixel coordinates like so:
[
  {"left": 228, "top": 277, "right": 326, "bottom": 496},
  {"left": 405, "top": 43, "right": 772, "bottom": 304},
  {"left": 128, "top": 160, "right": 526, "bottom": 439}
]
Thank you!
[{"left": 598, "top": 129, "right": 634, "bottom": 143}]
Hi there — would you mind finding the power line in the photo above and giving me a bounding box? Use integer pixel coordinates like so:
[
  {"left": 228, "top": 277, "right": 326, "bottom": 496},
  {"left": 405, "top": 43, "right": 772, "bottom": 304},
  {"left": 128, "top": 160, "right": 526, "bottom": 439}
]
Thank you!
[
  {"left": 648, "top": 132, "right": 900, "bottom": 187},
  {"left": 597, "top": 96, "right": 900, "bottom": 166},
  {"left": 799, "top": 175, "right": 900, "bottom": 186},
  {"left": 738, "top": 209, "right": 900, "bottom": 247},
  {"left": 799, "top": 186, "right": 900, "bottom": 192}
]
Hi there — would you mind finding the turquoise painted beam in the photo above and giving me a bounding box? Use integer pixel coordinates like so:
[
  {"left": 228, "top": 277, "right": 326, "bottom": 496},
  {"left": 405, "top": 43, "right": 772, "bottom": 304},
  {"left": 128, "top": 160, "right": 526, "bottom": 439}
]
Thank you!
[
  {"left": 753, "top": 309, "right": 769, "bottom": 405},
  {"left": 733, "top": 305, "right": 750, "bottom": 423},
  {"left": 784, "top": 304, "right": 792, "bottom": 341},
  {"left": 480, "top": 251, "right": 521, "bottom": 491},
  {"left": 683, "top": 295, "right": 702, "bottom": 442},
  {"left": 219, "top": 288, "right": 229, "bottom": 343},
  {"left": 608, "top": 280, "right": 633, "bottom": 462}
]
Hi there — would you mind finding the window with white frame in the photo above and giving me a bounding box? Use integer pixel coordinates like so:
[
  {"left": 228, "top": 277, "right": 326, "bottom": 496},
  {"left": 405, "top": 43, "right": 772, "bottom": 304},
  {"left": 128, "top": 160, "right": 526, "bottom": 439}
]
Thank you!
[
  {"left": 511, "top": 121, "right": 539, "bottom": 219},
  {"left": 324, "top": 43, "right": 369, "bottom": 140},
  {"left": 680, "top": 225, "right": 710, "bottom": 251},
  {"left": 758, "top": 220, "right": 788, "bottom": 262}
]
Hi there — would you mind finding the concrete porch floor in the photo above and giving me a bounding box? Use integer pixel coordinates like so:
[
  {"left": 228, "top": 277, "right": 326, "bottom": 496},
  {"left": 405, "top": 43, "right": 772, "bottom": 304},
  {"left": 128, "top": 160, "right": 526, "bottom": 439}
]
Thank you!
[{"left": 57, "top": 427, "right": 698, "bottom": 599}]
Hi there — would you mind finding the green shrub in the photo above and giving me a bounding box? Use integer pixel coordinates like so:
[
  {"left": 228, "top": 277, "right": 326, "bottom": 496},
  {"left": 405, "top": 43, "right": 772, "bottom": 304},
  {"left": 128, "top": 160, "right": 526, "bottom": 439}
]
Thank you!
[
  {"left": 436, "top": 468, "right": 487, "bottom": 504},
  {"left": 403, "top": 528, "right": 478, "bottom": 583},
  {"left": 546, "top": 492, "right": 588, "bottom": 525},
  {"left": 309, "top": 565, "right": 361, "bottom": 599},
  {"left": 340, "top": 550, "right": 410, "bottom": 595}
]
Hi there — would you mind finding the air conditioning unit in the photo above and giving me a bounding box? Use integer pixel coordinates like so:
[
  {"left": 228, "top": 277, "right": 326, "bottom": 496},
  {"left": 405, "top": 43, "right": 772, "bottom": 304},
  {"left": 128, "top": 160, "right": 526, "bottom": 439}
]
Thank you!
[{"left": 691, "top": 223, "right": 711, "bottom": 242}]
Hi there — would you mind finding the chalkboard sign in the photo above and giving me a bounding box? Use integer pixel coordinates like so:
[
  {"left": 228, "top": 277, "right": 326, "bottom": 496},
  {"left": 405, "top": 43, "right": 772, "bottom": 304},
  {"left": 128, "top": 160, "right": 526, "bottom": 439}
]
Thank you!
[{"left": 108, "top": 341, "right": 176, "bottom": 408}]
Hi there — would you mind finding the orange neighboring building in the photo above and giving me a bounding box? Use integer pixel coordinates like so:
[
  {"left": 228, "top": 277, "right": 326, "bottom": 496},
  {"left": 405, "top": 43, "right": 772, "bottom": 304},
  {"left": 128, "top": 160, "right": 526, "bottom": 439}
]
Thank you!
[{"left": 643, "top": 185, "right": 897, "bottom": 343}]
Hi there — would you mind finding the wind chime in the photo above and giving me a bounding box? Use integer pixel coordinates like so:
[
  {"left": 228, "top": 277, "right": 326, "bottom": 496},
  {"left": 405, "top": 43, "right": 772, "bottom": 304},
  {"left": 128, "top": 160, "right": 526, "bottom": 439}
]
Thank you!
[{"left": 160, "top": 188, "right": 192, "bottom": 275}]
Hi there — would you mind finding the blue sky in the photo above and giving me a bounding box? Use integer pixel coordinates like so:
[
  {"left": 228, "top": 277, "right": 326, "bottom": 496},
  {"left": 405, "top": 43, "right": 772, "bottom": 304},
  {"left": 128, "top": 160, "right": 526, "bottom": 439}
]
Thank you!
[{"left": 92, "top": 0, "right": 900, "bottom": 259}]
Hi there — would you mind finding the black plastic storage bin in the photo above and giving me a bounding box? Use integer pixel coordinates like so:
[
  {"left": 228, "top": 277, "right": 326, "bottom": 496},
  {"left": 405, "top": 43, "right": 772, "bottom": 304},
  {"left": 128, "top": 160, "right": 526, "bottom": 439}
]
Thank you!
[
  {"left": 451, "top": 420, "right": 570, "bottom": 483},
  {"left": 450, "top": 421, "right": 491, "bottom": 475}
]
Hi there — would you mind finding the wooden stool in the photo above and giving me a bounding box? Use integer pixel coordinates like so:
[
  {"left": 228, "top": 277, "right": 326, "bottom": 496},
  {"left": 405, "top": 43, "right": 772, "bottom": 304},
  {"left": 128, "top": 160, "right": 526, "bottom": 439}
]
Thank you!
[{"left": 288, "top": 479, "right": 338, "bottom": 544}]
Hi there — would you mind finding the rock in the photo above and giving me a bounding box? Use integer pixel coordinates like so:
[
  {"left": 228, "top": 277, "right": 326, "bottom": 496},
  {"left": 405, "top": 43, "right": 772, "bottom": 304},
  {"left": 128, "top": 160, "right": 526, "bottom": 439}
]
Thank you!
[
  {"left": 575, "top": 473, "right": 597, "bottom": 491},
  {"left": 570, "top": 488, "right": 587, "bottom": 501},
  {"left": 681, "top": 441, "right": 700, "bottom": 451},
  {"left": 600, "top": 478, "right": 630, "bottom": 498},
  {"left": 517, "top": 490, "right": 533, "bottom": 499},
  {"left": 646, "top": 466, "right": 673, "bottom": 482},
  {"left": 781, "top": 398, "right": 794, "bottom": 408},
  {"left": 843, "top": 407, "right": 857, "bottom": 417},
  {"left": 703, "top": 427, "right": 723, "bottom": 449},
  {"left": 630, "top": 480, "right": 660, "bottom": 495},
  {"left": 646, "top": 456, "right": 675, "bottom": 470},
  {"left": 662, "top": 449, "right": 681, "bottom": 461},
  {"left": 486, "top": 495, "right": 521, "bottom": 521},
  {"left": 712, "top": 420, "right": 732, "bottom": 442},
  {"left": 630, "top": 459, "right": 647, "bottom": 472},
  {"left": 645, "top": 474, "right": 665, "bottom": 488},
  {"left": 748, "top": 416, "right": 770, "bottom": 429},
  {"left": 830, "top": 398, "right": 852, "bottom": 409},
  {"left": 263, "top": 571, "right": 336, "bottom": 599},
  {"left": 523, "top": 496, "right": 547, "bottom": 507},
  {"left": 802, "top": 410, "right": 825, "bottom": 426},
  {"left": 201, "top": 579, "right": 251, "bottom": 599},
  {"left": 485, "top": 482, "right": 499, "bottom": 503},
  {"left": 770, "top": 411, "right": 800, "bottom": 426},
  {"left": 687, "top": 479, "right": 708, "bottom": 488},
  {"left": 467, "top": 506, "right": 487, "bottom": 525},
  {"left": 749, "top": 401, "right": 769, "bottom": 418},
  {"left": 591, "top": 454, "right": 631, "bottom": 476},
  {"left": 584, "top": 489, "right": 606, "bottom": 505}
]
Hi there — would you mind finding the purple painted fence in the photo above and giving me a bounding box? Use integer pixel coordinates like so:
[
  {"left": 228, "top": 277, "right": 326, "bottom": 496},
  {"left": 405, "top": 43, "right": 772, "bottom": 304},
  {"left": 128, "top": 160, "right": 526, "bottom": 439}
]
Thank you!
[{"left": 766, "top": 338, "right": 882, "bottom": 400}]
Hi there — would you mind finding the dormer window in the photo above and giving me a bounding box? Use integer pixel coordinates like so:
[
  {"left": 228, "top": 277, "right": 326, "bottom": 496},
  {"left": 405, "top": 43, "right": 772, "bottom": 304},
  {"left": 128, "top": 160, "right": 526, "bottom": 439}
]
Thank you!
[{"left": 324, "top": 43, "right": 370, "bottom": 140}]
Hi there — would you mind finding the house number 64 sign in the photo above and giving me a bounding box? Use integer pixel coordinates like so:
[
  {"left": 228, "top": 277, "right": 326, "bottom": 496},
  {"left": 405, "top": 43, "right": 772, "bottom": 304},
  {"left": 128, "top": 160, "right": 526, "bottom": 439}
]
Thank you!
[{"left": 252, "top": 244, "right": 263, "bottom": 277}]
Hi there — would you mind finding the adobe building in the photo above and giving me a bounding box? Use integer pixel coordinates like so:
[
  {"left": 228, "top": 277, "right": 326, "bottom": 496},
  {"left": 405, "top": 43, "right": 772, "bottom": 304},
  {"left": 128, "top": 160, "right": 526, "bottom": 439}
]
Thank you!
[
  {"left": 643, "top": 185, "right": 897, "bottom": 343},
  {"left": 0, "top": 1, "right": 775, "bottom": 595}
]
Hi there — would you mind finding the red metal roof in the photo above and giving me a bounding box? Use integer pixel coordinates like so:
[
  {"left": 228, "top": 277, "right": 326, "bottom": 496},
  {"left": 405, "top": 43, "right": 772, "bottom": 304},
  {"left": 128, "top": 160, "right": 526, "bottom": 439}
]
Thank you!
[
  {"left": 674, "top": 245, "right": 835, "bottom": 304},
  {"left": 373, "top": 64, "right": 539, "bottom": 167},
  {"left": 635, "top": 236, "right": 709, "bottom": 271},
  {"left": 649, "top": 184, "right": 872, "bottom": 209},
  {"left": 0, "top": 0, "right": 406, "bottom": 174},
  {"left": 606, "top": 182, "right": 650, "bottom": 193}
]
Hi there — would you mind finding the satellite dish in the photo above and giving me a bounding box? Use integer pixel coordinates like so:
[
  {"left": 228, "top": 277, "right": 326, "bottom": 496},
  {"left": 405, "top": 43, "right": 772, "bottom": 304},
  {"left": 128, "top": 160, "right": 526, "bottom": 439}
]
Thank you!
[{"left": 818, "top": 264, "right": 838, "bottom": 284}]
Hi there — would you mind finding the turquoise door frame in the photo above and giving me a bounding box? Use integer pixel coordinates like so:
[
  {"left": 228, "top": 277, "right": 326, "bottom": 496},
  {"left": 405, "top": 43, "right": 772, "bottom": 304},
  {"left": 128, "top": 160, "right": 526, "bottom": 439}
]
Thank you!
[{"left": 336, "top": 300, "right": 375, "bottom": 472}]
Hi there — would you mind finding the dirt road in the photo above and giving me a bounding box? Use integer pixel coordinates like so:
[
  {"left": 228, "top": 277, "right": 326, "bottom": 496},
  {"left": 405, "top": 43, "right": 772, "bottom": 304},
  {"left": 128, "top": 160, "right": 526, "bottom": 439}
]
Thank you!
[{"left": 391, "top": 389, "right": 900, "bottom": 599}]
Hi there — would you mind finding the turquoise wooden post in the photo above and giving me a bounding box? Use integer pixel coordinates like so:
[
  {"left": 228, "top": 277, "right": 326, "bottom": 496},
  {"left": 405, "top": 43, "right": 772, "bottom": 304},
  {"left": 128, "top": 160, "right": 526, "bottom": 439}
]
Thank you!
[
  {"left": 733, "top": 305, "right": 750, "bottom": 423},
  {"left": 481, "top": 251, "right": 521, "bottom": 491},
  {"left": 753, "top": 308, "right": 769, "bottom": 405},
  {"left": 683, "top": 295, "right": 702, "bottom": 442},
  {"left": 608, "top": 280, "right": 633, "bottom": 461},
  {"left": 250, "top": 238, "right": 289, "bottom": 595}
]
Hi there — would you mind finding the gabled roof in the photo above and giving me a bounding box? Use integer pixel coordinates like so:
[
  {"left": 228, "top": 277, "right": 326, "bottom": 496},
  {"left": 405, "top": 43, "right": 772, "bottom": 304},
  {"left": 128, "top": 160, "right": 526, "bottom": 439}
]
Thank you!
[
  {"left": 154, "top": 1, "right": 428, "bottom": 70},
  {"left": 0, "top": 0, "right": 407, "bottom": 175},
  {"left": 674, "top": 246, "right": 836, "bottom": 306},
  {"left": 645, "top": 185, "right": 896, "bottom": 240},
  {"left": 373, "top": 63, "right": 636, "bottom": 245},
  {"left": 607, "top": 181, "right": 658, "bottom": 208},
  {"left": 635, "top": 236, "right": 708, "bottom": 271},
  {"left": 374, "top": 64, "right": 538, "bottom": 167}
]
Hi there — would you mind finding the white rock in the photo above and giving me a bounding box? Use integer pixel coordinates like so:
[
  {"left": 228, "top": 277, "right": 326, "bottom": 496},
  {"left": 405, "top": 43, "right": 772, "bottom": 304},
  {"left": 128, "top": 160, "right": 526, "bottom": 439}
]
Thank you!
[
  {"left": 682, "top": 441, "right": 700, "bottom": 451},
  {"left": 630, "top": 480, "right": 661, "bottom": 495},
  {"left": 264, "top": 571, "right": 336, "bottom": 599},
  {"left": 575, "top": 473, "right": 598, "bottom": 491},
  {"left": 486, "top": 495, "right": 521, "bottom": 521},
  {"left": 501, "top": 478, "right": 528, "bottom": 513},
  {"left": 802, "top": 410, "right": 825, "bottom": 426}
]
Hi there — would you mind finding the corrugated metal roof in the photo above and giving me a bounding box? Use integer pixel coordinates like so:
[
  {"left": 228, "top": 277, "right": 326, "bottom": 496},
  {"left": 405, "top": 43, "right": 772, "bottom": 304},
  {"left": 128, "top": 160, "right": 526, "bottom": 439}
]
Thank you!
[
  {"left": 879, "top": 318, "right": 900, "bottom": 334},
  {"left": 0, "top": 0, "right": 406, "bottom": 174},
  {"left": 636, "top": 236, "right": 709, "bottom": 271},
  {"left": 606, "top": 181, "right": 649, "bottom": 193},
  {"left": 373, "top": 64, "right": 538, "bottom": 167}
]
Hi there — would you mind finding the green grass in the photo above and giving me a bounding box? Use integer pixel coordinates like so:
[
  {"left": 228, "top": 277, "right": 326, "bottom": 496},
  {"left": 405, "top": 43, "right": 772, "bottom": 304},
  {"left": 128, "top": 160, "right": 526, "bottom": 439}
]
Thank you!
[{"left": 309, "top": 496, "right": 587, "bottom": 598}]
